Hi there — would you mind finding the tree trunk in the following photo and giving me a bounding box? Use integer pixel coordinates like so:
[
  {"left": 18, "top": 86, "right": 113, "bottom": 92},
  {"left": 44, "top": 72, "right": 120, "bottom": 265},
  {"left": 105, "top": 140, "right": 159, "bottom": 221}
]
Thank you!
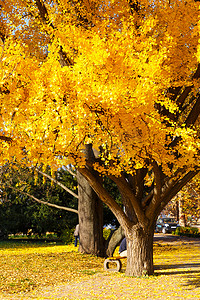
[
  {"left": 78, "top": 164, "right": 198, "bottom": 276},
  {"left": 77, "top": 171, "right": 105, "bottom": 256},
  {"left": 125, "top": 224, "right": 154, "bottom": 276},
  {"left": 179, "top": 199, "right": 186, "bottom": 227},
  {"left": 106, "top": 225, "right": 125, "bottom": 257}
]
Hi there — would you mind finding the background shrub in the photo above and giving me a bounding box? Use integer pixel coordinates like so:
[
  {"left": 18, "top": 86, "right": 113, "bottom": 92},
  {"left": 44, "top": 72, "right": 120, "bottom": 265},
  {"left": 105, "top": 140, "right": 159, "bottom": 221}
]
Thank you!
[
  {"left": 59, "top": 227, "right": 74, "bottom": 244},
  {"left": 174, "top": 226, "right": 200, "bottom": 237}
]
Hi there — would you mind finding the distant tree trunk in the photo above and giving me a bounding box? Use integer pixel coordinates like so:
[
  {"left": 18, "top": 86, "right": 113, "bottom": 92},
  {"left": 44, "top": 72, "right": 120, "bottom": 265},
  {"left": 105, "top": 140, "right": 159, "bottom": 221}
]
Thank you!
[
  {"left": 77, "top": 171, "right": 105, "bottom": 256},
  {"left": 175, "top": 200, "right": 179, "bottom": 222},
  {"left": 179, "top": 198, "right": 186, "bottom": 227}
]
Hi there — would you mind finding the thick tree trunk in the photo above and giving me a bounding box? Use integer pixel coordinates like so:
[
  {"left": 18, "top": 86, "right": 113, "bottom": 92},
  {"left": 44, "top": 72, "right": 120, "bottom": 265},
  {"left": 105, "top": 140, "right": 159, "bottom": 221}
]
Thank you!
[
  {"left": 77, "top": 171, "right": 105, "bottom": 256},
  {"left": 125, "top": 224, "right": 154, "bottom": 276}
]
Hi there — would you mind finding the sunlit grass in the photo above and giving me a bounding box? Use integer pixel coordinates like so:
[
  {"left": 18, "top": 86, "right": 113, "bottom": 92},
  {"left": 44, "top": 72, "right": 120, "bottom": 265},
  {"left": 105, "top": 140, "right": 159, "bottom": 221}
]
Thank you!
[
  {"left": 0, "top": 241, "right": 104, "bottom": 294},
  {"left": 0, "top": 240, "right": 200, "bottom": 299}
]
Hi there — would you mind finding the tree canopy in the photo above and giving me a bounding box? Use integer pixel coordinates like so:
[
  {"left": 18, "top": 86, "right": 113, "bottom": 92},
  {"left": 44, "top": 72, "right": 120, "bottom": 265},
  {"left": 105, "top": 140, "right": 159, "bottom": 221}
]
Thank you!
[{"left": 0, "top": 0, "right": 199, "bottom": 172}]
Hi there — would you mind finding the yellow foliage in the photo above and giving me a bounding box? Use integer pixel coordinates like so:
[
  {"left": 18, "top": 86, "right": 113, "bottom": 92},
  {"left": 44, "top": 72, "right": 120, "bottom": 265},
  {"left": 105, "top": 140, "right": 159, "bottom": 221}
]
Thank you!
[
  {"left": 0, "top": 0, "right": 200, "bottom": 175},
  {"left": 0, "top": 241, "right": 200, "bottom": 298}
]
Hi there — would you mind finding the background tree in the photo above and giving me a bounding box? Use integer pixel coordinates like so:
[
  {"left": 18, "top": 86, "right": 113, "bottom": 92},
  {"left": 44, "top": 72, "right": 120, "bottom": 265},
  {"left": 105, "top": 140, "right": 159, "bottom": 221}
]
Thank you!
[
  {"left": 179, "top": 177, "right": 200, "bottom": 225},
  {"left": 0, "top": 0, "right": 200, "bottom": 276},
  {"left": 0, "top": 162, "right": 118, "bottom": 248},
  {"left": 0, "top": 164, "right": 79, "bottom": 236},
  {"left": 163, "top": 176, "right": 200, "bottom": 226}
]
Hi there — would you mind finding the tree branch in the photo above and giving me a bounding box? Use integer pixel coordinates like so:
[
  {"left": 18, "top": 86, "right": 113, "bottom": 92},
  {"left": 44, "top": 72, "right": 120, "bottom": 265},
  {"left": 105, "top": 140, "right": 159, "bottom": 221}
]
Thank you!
[
  {"left": 0, "top": 30, "right": 5, "bottom": 43},
  {"left": 145, "top": 161, "right": 162, "bottom": 219},
  {"left": 185, "top": 94, "right": 200, "bottom": 126},
  {"left": 152, "top": 161, "right": 162, "bottom": 201},
  {"left": 163, "top": 64, "right": 200, "bottom": 125},
  {"left": 64, "top": 166, "right": 77, "bottom": 177},
  {"left": 35, "top": 0, "right": 52, "bottom": 25},
  {"left": 135, "top": 168, "right": 148, "bottom": 200},
  {"left": 34, "top": 0, "right": 73, "bottom": 66},
  {"left": 10, "top": 187, "right": 78, "bottom": 214},
  {"left": 78, "top": 167, "right": 132, "bottom": 230},
  {"left": 0, "top": 135, "right": 12, "bottom": 142},
  {"left": 109, "top": 174, "right": 149, "bottom": 227},
  {"left": 156, "top": 170, "right": 199, "bottom": 216},
  {"left": 110, "top": 174, "right": 136, "bottom": 223},
  {"left": 35, "top": 168, "right": 79, "bottom": 199}
]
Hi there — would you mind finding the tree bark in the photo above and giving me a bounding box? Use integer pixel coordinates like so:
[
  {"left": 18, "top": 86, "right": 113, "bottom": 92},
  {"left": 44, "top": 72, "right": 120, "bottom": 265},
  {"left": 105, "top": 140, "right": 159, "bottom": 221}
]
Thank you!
[
  {"left": 106, "top": 225, "right": 125, "bottom": 257},
  {"left": 179, "top": 199, "right": 186, "bottom": 227},
  {"left": 125, "top": 224, "right": 154, "bottom": 276},
  {"left": 79, "top": 165, "right": 199, "bottom": 276},
  {"left": 77, "top": 171, "right": 105, "bottom": 256}
]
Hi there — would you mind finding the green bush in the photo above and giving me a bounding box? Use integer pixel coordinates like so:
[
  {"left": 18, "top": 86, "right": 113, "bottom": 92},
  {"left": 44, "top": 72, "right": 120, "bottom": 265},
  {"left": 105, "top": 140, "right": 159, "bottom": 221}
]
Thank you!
[
  {"left": 174, "top": 226, "right": 200, "bottom": 237},
  {"left": 59, "top": 227, "right": 74, "bottom": 244},
  {"left": 45, "top": 233, "right": 57, "bottom": 239}
]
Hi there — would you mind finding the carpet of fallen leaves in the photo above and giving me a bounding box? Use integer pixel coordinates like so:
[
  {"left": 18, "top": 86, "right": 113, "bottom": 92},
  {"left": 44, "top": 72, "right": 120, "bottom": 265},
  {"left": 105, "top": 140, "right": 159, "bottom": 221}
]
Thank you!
[{"left": 0, "top": 239, "right": 200, "bottom": 299}]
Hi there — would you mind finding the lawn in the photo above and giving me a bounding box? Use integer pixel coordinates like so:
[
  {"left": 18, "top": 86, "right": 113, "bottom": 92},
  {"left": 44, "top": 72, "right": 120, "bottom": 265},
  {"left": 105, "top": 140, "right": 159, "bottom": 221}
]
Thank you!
[
  {"left": 0, "top": 240, "right": 200, "bottom": 299},
  {"left": 0, "top": 241, "right": 104, "bottom": 295}
]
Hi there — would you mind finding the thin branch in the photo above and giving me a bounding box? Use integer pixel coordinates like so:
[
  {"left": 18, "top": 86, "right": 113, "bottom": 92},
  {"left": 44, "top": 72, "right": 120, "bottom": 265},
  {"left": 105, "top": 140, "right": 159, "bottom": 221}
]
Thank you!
[
  {"left": 177, "top": 64, "right": 200, "bottom": 108},
  {"left": 10, "top": 187, "right": 78, "bottom": 214},
  {"left": 176, "top": 86, "right": 192, "bottom": 109},
  {"left": 110, "top": 174, "right": 137, "bottom": 223},
  {"left": 64, "top": 167, "right": 77, "bottom": 177},
  {"left": 0, "top": 31, "right": 5, "bottom": 43},
  {"left": 34, "top": 0, "right": 73, "bottom": 66},
  {"left": 35, "top": 168, "right": 79, "bottom": 199},
  {"left": 151, "top": 170, "right": 199, "bottom": 219},
  {"left": 35, "top": 0, "right": 53, "bottom": 26},
  {"left": 193, "top": 64, "right": 200, "bottom": 79},
  {"left": 168, "top": 94, "right": 200, "bottom": 149},
  {"left": 163, "top": 64, "right": 200, "bottom": 124}
]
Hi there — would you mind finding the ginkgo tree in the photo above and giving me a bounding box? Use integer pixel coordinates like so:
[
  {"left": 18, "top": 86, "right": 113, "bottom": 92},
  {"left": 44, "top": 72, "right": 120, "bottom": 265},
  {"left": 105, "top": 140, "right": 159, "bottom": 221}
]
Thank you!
[
  {"left": 0, "top": 0, "right": 200, "bottom": 276},
  {"left": 0, "top": 0, "right": 106, "bottom": 257}
]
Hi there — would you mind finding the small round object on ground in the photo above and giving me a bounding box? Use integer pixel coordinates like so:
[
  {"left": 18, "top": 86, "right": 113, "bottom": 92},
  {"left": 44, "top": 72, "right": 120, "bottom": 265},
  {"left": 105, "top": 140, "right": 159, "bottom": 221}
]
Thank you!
[{"left": 103, "top": 258, "right": 122, "bottom": 272}]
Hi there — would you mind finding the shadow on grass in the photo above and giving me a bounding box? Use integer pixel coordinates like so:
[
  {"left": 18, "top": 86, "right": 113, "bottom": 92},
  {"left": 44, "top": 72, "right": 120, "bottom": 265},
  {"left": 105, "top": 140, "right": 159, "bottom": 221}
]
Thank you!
[
  {"left": 183, "top": 274, "right": 200, "bottom": 289},
  {"left": 155, "top": 262, "right": 200, "bottom": 270},
  {"left": 155, "top": 263, "right": 200, "bottom": 288}
]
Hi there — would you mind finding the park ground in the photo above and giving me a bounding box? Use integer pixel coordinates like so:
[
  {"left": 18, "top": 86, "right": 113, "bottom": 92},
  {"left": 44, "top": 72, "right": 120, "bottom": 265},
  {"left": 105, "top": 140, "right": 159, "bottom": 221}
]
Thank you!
[{"left": 0, "top": 234, "right": 200, "bottom": 299}]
